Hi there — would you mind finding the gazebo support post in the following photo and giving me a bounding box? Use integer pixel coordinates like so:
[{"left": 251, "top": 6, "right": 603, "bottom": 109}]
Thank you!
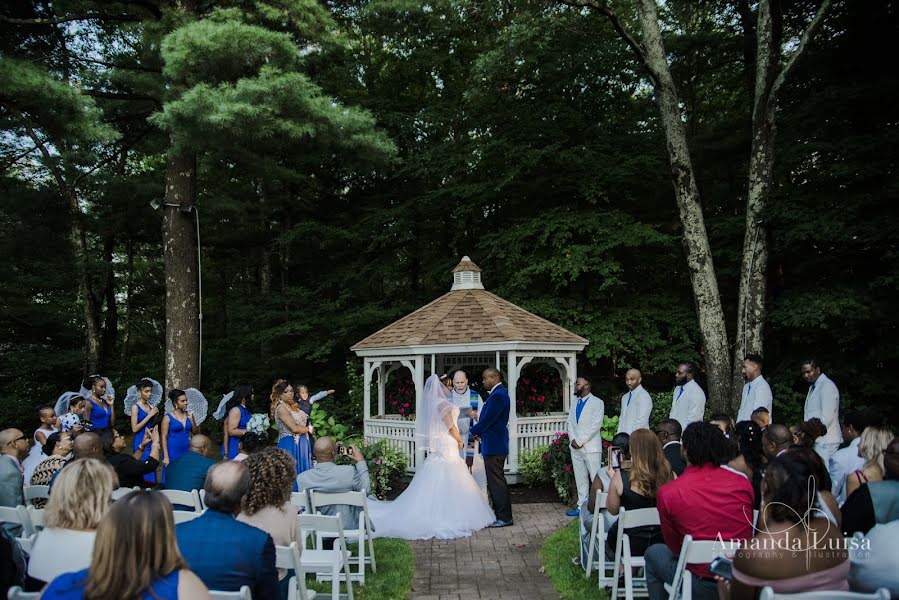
[{"left": 507, "top": 350, "right": 519, "bottom": 473}]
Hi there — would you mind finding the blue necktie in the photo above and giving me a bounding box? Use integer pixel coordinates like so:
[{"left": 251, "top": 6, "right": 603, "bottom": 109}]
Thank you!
[
  {"left": 576, "top": 397, "right": 587, "bottom": 423},
  {"left": 626, "top": 392, "right": 632, "bottom": 407},
  {"left": 676, "top": 386, "right": 684, "bottom": 401},
  {"left": 747, "top": 383, "right": 752, "bottom": 395}
]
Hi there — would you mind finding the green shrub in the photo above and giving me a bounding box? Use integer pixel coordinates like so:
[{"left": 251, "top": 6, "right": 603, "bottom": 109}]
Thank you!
[
  {"left": 340, "top": 437, "right": 408, "bottom": 499},
  {"left": 309, "top": 403, "right": 349, "bottom": 441},
  {"left": 519, "top": 445, "right": 551, "bottom": 486},
  {"left": 545, "top": 431, "right": 577, "bottom": 505}
]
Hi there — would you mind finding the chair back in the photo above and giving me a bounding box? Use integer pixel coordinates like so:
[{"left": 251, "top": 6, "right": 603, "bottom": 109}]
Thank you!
[
  {"left": 15, "top": 533, "right": 37, "bottom": 554},
  {"left": 159, "top": 489, "right": 202, "bottom": 512},
  {"left": 23, "top": 486, "right": 50, "bottom": 502},
  {"left": 7, "top": 586, "right": 40, "bottom": 599},
  {"left": 292, "top": 490, "right": 311, "bottom": 513},
  {"left": 172, "top": 509, "right": 203, "bottom": 524},
  {"left": 199, "top": 488, "right": 206, "bottom": 509},
  {"left": 0, "top": 506, "right": 33, "bottom": 536},
  {"left": 618, "top": 506, "right": 660, "bottom": 529},
  {"left": 111, "top": 486, "right": 139, "bottom": 500},
  {"left": 209, "top": 586, "right": 252, "bottom": 600},
  {"left": 25, "top": 505, "right": 44, "bottom": 531},
  {"left": 759, "top": 587, "right": 890, "bottom": 600},
  {"left": 667, "top": 535, "right": 742, "bottom": 600},
  {"left": 310, "top": 489, "right": 373, "bottom": 534}
]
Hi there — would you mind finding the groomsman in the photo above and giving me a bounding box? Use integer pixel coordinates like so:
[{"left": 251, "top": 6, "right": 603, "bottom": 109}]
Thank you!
[
  {"left": 566, "top": 376, "right": 604, "bottom": 517},
  {"left": 801, "top": 358, "right": 842, "bottom": 463},
  {"left": 736, "top": 354, "right": 773, "bottom": 423},
  {"left": 617, "top": 369, "right": 652, "bottom": 434},
  {"left": 668, "top": 362, "right": 706, "bottom": 431}
]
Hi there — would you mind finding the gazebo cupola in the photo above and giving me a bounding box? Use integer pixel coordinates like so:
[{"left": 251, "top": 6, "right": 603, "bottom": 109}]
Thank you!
[{"left": 352, "top": 257, "right": 588, "bottom": 474}]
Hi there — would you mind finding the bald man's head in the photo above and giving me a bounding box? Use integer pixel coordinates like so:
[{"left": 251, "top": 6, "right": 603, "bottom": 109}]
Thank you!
[
  {"left": 0, "top": 429, "right": 27, "bottom": 459},
  {"left": 482, "top": 368, "right": 502, "bottom": 390},
  {"left": 204, "top": 461, "right": 250, "bottom": 514},
  {"left": 73, "top": 432, "right": 102, "bottom": 460},
  {"left": 762, "top": 424, "right": 792, "bottom": 459},
  {"left": 313, "top": 437, "right": 337, "bottom": 463},
  {"left": 190, "top": 434, "right": 212, "bottom": 457},
  {"left": 625, "top": 369, "right": 642, "bottom": 391}
]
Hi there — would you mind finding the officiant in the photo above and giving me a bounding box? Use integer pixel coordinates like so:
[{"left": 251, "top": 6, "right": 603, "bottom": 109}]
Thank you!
[{"left": 449, "top": 370, "right": 488, "bottom": 498}]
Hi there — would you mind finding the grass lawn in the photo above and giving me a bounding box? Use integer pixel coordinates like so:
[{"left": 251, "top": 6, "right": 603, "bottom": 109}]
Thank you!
[
  {"left": 540, "top": 520, "right": 609, "bottom": 600},
  {"left": 305, "top": 538, "right": 414, "bottom": 600}
]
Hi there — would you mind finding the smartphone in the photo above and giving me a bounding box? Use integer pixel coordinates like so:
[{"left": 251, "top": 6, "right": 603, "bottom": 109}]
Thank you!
[
  {"left": 336, "top": 442, "right": 353, "bottom": 457},
  {"left": 709, "top": 557, "right": 733, "bottom": 581},
  {"left": 608, "top": 446, "right": 621, "bottom": 469}
]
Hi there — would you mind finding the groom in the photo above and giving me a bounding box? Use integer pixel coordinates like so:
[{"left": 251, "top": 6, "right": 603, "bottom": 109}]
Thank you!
[{"left": 469, "top": 367, "right": 513, "bottom": 527}]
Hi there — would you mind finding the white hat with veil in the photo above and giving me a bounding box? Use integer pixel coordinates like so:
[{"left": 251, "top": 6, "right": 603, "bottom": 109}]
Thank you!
[{"left": 415, "top": 374, "right": 457, "bottom": 453}]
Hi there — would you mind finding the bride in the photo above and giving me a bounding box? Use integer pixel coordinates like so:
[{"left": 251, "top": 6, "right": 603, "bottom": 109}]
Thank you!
[{"left": 367, "top": 374, "right": 496, "bottom": 540}]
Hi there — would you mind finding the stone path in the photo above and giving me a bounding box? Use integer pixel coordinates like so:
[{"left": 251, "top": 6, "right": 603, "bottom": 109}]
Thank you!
[{"left": 409, "top": 503, "right": 570, "bottom": 600}]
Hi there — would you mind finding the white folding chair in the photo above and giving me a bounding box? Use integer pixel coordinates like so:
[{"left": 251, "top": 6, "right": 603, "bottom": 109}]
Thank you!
[
  {"left": 0, "top": 506, "right": 34, "bottom": 537},
  {"left": 159, "top": 489, "right": 203, "bottom": 512},
  {"left": 25, "top": 505, "right": 44, "bottom": 532},
  {"left": 172, "top": 509, "right": 204, "bottom": 524},
  {"left": 760, "top": 587, "right": 890, "bottom": 600},
  {"left": 7, "top": 586, "right": 39, "bottom": 599},
  {"left": 199, "top": 488, "right": 206, "bottom": 509},
  {"left": 297, "top": 513, "right": 355, "bottom": 600},
  {"left": 208, "top": 586, "right": 252, "bottom": 600},
  {"left": 276, "top": 542, "right": 317, "bottom": 600},
  {"left": 665, "top": 534, "right": 741, "bottom": 599},
  {"left": 309, "top": 489, "right": 376, "bottom": 584},
  {"left": 23, "top": 485, "right": 49, "bottom": 504},
  {"left": 111, "top": 486, "right": 139, "bottom": 500},
  {"left": 292, "top": 489, "right": 311, "bottom": 513},
  {"left": 583, "top": 492, "right": 615, "bottom": 586},
  {"left": 15, "top": 533, "right": 37, "bottom": 554},
  {"left": 610, "top": 506, "right": 661, "bottom": 599}
]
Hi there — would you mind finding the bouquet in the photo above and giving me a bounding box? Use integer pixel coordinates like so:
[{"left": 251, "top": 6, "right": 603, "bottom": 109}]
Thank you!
[{"left": 246, "top": 413, "right": 271, "bottom": 435}]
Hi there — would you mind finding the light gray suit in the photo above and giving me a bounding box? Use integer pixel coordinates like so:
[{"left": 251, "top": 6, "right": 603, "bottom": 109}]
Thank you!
[
  {"left": 296, "top": 461, "right": 372, "bottom": 532},
  {"left": 0, "top": 455, "right": 25, "bottom": 535}
]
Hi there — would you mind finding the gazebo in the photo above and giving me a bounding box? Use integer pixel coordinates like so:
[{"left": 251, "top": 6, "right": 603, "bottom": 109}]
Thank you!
[{"left": 352, "top": 257, "right": 588, "bottom": 474}]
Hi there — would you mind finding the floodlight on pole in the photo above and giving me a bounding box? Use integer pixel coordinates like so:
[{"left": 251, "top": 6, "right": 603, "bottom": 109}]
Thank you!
[{"left": 150, "top": 199, "right": 203, "bottom": 387}]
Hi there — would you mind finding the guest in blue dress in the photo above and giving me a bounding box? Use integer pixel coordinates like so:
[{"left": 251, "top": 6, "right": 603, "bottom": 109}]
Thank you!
[
  {"left": 41, "top": 489, "right": 209, "bottom": 599},
  {"left": 271, "top": 379, "right": 313, "bottom": 490},
  {"left": 224, "top": 384, "right": 254, "bottom": 460},
  {"left": 82, "top": 375, "right": 114, "bottom": 432},
  {"left": 161, "top": 389, "right": 197, "bottom": 483},
  {"left": 130, "top": 379, "right": 160, "bottom": 484}
]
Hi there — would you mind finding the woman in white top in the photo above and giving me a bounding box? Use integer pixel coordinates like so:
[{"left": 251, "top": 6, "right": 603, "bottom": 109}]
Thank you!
[{"left": 27, "top": 458, "right": 118, "bottom": 584}]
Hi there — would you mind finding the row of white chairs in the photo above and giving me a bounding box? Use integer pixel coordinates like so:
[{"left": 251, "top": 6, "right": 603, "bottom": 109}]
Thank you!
[{"left": 8, "top": 586, "right": 254, "bottom": 600}]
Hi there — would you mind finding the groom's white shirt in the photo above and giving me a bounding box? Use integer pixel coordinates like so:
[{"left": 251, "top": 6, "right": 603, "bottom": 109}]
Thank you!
[
  {"left": 567, "top": 393, "right": 604, "bottom": 454},
  {"left": 736, "top": 374, "right": 773, "bottom": 423},
  {"left": 669, "top": 378, "right": 706, "bottom": 431},
  {"left": 617, "top": 384, "right": 652, "bottom": 434}
]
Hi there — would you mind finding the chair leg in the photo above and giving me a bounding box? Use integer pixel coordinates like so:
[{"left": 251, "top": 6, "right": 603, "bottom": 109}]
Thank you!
[
  {"left": 358, "top": 537, "right": 365, "bottom": 585},
  {"left": 331, "top": 567, "right": 339, "bottom": 600},
  {"left": 368, "top": 535, "right": 376, "bottom": 573}
]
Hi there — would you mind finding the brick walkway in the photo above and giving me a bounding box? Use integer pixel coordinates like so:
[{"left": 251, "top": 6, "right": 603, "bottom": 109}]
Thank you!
[{"left": 409, "top": 503, "right": 570, "bottom": 600}]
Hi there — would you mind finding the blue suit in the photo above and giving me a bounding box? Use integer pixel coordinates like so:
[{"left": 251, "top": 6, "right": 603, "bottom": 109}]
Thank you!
[
  {"left": 176, "top": 509, "right": 278, "bottom": 600},
  {"left": 469, "top": 384, "right": 510, "bottom": 457},
  {"left": 164, "top": 451, "right": 215, "bottom": 494},
  {"left": 468, "top": 384, "right": 513, "bottom": 523}
]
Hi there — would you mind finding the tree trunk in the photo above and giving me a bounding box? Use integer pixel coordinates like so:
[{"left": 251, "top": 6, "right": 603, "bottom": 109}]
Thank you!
[
  {"left": 634, "top": 0, "right": 733, "bottom": 411},
  {"left": 68, "top": 207, "right": 103, "bottom": 374},
  {"left": 162, "top": 142, "right": 199, "bottom": 390}
]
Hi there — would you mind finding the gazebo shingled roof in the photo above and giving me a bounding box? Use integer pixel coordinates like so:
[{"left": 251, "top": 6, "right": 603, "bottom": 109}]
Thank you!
[{"left": 351, "top": 257, "right": 587, "bottom": 350}]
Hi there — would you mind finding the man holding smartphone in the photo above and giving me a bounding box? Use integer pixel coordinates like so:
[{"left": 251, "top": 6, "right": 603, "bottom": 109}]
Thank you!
[{"left": 566, "top": 376, "right": 604, "bottom": 517}]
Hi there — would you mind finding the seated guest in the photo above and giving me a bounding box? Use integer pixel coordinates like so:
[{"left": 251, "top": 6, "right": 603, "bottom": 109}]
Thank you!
[
  {"left": 0, "top": 526, "right": 26, "bottom": 598},
  {"left": 296, "top": 437, "right": 371, "bottom": 534},
  {"left": 730, "top": 452, "right": 850, "bottom": 597},
  {"left": 176, "top": 461, "right": 278, "bottom": 599},
  {"left": 605, "top": 429, "right": 671, "bottom": 560},
  {"left": 237, "top": 448, "right": 299, "bottom": 585},
  {"left": 784, "top": 445, "right": 841, "bottom": 528},
  {"left": 29, "top": 432, "right": 73, "bottom": 507},
  {"left": 164, "top": 434, "right": 216, "bottom": 494},
  {"left": 727, "top": 421, "right": 765, "bottom": 509},
  {"left": 842, "top": 437, "right": 899, "bottom": 536},
  {"left": 41, "top": 490, "right": 210, "bottom": 599},
  {"left": 793, "top": 418, "right": 827, "bottom": 449},
  {"left": 830, "top": 409, "right": 878, "bottom": 503},
  {"left": 233, "top": 431, "right": 263, "bottom": 462},
  {"left": 101, "top": 427, "right": 160, "bottom": 488},
  {"left": 849, "top": 520, "right": 899, "bottom": 597},
  {"left": 654, "top": 419, "right": 685, "bottom": 476},
  {"left": 750, "top": 407, "right": 770, "bottom": 430},
  {"left": 645, "top": 422, "right": 753, "bottom": 600},
  {"left": 49, "top": 432, "right": 103, "bottom": 489},
  {"left": 709, "top": 412, "right": 735, "bottom": 438},
  {"left": 0, "top": 428, "right": 28, "bottom": 535},
  {"left": 844, "top": 424, "right": 894, "bottom": 499},
  {"left": 27, "top": 459, "right": 117, "bottom": 586},
  {"left": 761, "top": 424, "right": 792, "bottom": 460}
]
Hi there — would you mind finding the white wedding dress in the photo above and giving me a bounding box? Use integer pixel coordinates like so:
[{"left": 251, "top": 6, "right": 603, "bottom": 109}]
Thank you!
[{"left": 367, "top": 377, "right": 496, "bottom": 540}]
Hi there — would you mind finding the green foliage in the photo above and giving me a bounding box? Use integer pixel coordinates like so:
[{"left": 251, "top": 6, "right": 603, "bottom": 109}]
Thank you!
[
  {"left": 649, "top": 392, "right": 674, "bottom": 429},
  {"left": 601, "top": 415, "right": 619, "bottom": 443},
  {"left": 540, "top": 520, "right": 609, "bottom": 600},
  {"left": 340, "top": 437, "right": 408, "bottom": 500},
  {"left": 518, "top": 445, "right": 552, "bottom": 487},
  {"left": 306, "top": 537, "right": 413, "bottom": 599},
  {"left": 309, "top": 404, "right": 348, "bottom": 441},
  {"left": 545, "top": 432, "right": 577, "bottom": 506}
]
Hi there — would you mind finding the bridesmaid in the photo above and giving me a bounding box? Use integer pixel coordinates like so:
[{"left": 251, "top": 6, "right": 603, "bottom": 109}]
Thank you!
[
  {"left": 271, "top": 379, "right": 313, "bottom": 489},
  {"left": 130, "top": 379, "right": 160, "bottom": 484},
  {"left": 82, "top": 375, "right": 114, "bottom": 433},
  {"left": 223, "top": 384, "right": 254, "bottom": 460},
  {"left": 160, "top": 389, "right": 196, "bottom": 481}
]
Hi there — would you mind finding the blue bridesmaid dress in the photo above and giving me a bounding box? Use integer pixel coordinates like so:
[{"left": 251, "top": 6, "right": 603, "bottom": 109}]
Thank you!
[
  {"left": 163, "top": 414, "right": 192, "bottom": 482},
  {"left": 225, "top": 404, "right": 252, "bottom": 460},
  {"left": 132, "top": 404, "right": 157, "bottom": 484},
  {"left": 89, "top": 398, "right": 111, "bottom": 431},
  {"left": 275, "top": 403, "right": 313, "bottom": 491}
]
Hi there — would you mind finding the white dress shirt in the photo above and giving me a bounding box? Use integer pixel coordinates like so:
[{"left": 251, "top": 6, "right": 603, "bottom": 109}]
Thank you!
[
  {"left": 567, "top": 393, "right": 605, "bottom": 453},
  {"left": 668, "top": 378, "right": 706, "bottom": 431},
  {"left": 617, "top": 385, "right": 652, "bottom": 434},
  {"left": 736, "top": 374, "right": 773, "bottom": 423},
  {"left": 803, "top": 373, "right": 843, "bottom": 445},
  {"left": 829, "top": 436, "right": 863, "bottom": 504}
]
